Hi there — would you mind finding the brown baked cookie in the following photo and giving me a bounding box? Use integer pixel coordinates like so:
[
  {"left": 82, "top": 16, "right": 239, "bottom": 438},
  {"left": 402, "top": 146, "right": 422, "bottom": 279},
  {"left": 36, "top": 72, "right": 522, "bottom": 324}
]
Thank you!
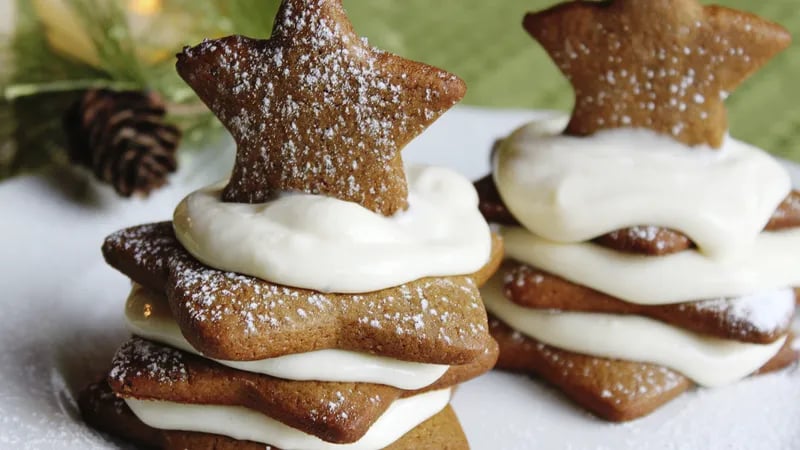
[
  {"left": 108, "top": 337, "right": 496, "bottom": 444},
  {"left": 594, "top": 191, "right": 800, "bottom": 255},
  {"left": 103, "top": 223, "right": 502, "bottom": 364},
  {"left": 767, "top": 191, "right": 800, "bottom": 231},
  {"left": 524, "top": 0, "right": 791, "bottom": 148},
  {"left": 754, "top": 334, "right": 800, "bottom": 375},
  {"left": 489, "top": 318, "right": 798, "bottom": 422},
  {"left": 177, "top": 0, "right": 465, "bottom": 216},
  {"left": 474, "top": 174, "right": 517, "bottom": 227},
  {"left": 476, "top": 174, "right": 800, "bottom": 256},
  {"left": 80, "top": 381, "right": 469, "bottom": 450},
  {"left": 479, "top": 232, "right": 505, "bottom": 287},
  {"left": 503, "top": 263, "right": 795, "bottom": 344},
  {"left": 490, "top": 317, "right": 690, "bottom": 422},
  {"left": 592, "top": 226, "right": 692, "bottom": 256}
]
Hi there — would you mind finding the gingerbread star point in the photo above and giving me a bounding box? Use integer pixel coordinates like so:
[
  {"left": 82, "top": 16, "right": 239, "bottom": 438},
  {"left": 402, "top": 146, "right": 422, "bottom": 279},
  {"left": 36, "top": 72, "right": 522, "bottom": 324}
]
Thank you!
[
  {"left": 176, "top": 0, "right": 465, "bottom": 215},
  {"left": 524, "top": 0, "right": 791, "bottom": 148}
]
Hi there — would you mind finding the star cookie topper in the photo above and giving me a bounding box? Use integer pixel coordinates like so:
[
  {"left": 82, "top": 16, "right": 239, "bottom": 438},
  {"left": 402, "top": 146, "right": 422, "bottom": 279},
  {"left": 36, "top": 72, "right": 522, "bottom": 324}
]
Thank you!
[
  {"left": 177, "top": 0, "right": 466, "bottom": 215},
  {"left": 524, "top": 0, "right": 791, "bottom": 148}
]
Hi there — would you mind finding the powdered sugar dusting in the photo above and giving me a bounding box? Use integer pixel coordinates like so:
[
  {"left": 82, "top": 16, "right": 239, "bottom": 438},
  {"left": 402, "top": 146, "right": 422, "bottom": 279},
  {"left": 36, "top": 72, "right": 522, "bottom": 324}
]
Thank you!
[
  {"left": 306, "top": 389, "right": 360, "bottom": 425},
  {"left": 172, "top": 253, "right": 485, "bottom": 344},
  {"left": 501, "top": 262, "right": 795, "bottom": 342},
  {"left": 501, "top": 320, "right": 686, "bottom": 405},
  {"left": 689, "top": 288, "right": 796, "bottom": 338},
  {"left": 528, "top": 0, "right": 789, "bottom": 146},
  {"left": 109, "top": 337, "right": 188, "bottom": 385},
  {"left": 107, "top": 223, "right": 488, "bottom": 360},
  {"left": 178, "top": 0, "right": 463, "bottom": 213},
  {"left": 605, "top": 226, "right": 670, "bottom": 252},
  {"left": 771, "top": 192, "right": 800, "bottom": 222},
  {"left": 103, "top": 222, "right": 180, "bottom": 278},
  {"left": 503, "top": 264, "right": 545, "bottom": 292}
]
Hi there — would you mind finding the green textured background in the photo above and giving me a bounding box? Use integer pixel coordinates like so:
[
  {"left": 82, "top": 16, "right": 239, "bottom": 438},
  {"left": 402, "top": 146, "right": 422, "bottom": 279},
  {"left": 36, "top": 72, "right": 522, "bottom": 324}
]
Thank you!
[{"left": 335, "top": 1, "right": 800, "bottom": 160}]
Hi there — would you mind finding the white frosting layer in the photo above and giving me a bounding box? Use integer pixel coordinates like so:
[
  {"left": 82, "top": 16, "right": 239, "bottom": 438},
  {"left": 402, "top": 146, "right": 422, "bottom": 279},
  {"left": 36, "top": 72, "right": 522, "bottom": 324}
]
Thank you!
[
  {"left": 481, "top": 275, "right": 785, "bottom": 387},
  {"left": 174, "top": 165, "right": 492, "bottom": 293},
  {"left": 493, "top": 119, "right": 792, "bottom": 259},
  {"left": 125, "top": 285, "right": 448, "bottom": 389},
  {"left": 125, "top": 388, "right": 451, "bottom": 450},
  {"left": 502, "top": 226, "right": 800, "bottom": 305}
]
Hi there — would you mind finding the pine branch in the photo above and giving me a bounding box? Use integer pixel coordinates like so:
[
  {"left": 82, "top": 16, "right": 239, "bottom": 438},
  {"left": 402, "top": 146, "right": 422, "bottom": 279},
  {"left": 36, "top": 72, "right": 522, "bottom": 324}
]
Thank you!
[
  {"left": 0, "top": 0, "right": 286, "bottom": 181},
  {"left": 71, "top": 0, "right": 147, "bottom": 84}
]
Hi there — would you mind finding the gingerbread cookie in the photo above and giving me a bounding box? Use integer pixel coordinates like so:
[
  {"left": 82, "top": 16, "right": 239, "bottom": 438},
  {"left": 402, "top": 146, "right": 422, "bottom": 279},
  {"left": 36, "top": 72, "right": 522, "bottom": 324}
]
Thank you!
[
  {"left": 80, "top": 381, "right": 469, "bottom": 450},
  {"left": 177, "top": 0, "right": 465, "bottom": 215},
  {"left": 524, "top": 0, "right": 791, "bottom": 148},
  {"left": 767, "top": 191, "right": 800, "bottom": 231},
  {"left": 109, "top": 337, "right": 496, "bottom": 443},
  {"left": 490, "top": 318, "right": 798, "bottom": 422},
  {"left": 104, "top": 222, "right": 502, "bottom": 363},
  {"left": 503, "top": 262, "right": 795, "bottom": 344}
]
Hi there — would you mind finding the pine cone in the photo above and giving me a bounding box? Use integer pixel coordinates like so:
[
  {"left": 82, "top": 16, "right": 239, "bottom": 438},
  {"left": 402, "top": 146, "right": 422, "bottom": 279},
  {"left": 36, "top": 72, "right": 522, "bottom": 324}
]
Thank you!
[{"left": 63, "top": 89, "right": 181, "bottom": 197}]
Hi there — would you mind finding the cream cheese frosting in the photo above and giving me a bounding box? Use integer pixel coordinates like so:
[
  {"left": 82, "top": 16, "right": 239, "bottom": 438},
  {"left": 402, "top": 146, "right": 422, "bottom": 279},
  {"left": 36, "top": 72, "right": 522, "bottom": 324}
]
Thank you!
[
  {"left": 502, "top": 226, "right": 800, "bottom": 305},
  {"left": 481, "top": 275, "right": 785, "bottom": 387},
  {"left": 493, "top": 118, "right": 792, "bottom": 259},
  {"left": 174, "top": 165, "right": 492, "bottom": 294},
  {"left": 125, "top": 388, "right": 452, "bottom": 450},
  {"left": 125, "top": 285, "right": 448, "bottom": 389}
]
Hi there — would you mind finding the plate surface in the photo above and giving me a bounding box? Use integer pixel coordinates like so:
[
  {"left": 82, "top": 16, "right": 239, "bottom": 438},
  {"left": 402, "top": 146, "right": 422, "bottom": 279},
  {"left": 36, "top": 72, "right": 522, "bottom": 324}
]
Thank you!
[{"left": 0, "top": 107, "right": 798, "bottom": 450}]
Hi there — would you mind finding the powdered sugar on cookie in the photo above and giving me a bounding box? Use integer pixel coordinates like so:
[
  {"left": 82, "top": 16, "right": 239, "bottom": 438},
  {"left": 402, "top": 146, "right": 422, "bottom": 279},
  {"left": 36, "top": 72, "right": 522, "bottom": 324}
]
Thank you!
[
  {"left": 104, "top": 222, "right": 491, "bottom": 364},
  {"left": 110, "top": 337, "right": 188, "bottom": 385},
  {"left": 177, "top": 0, "right": 466, "bottom": 215},
  {"left": 689, "top": 288, "right": 796, "bottom": 339}
]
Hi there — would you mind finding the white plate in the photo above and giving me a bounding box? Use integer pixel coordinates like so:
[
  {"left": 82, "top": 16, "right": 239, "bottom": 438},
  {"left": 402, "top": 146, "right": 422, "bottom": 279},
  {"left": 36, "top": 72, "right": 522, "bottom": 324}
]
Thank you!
[{"left": 0, "top": 107, "right": 798, "bottom": 450}]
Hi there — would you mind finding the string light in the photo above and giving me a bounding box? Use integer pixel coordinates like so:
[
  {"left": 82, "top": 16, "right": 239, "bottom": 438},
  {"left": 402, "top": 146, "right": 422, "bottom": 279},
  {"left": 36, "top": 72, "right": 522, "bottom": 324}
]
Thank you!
[{"left": 128, "top": 0, "right": 163, "bottom": 16}]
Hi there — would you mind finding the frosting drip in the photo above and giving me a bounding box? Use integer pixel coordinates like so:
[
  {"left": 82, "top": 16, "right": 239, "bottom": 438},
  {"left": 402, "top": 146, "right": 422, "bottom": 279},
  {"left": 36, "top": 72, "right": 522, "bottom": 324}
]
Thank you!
[{"left": 125, "top": 285, "right": 448, "bottom": 389}]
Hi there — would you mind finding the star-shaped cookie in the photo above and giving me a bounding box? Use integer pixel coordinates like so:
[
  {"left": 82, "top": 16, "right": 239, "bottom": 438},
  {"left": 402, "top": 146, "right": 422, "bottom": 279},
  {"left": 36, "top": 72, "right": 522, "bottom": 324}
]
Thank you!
[
  {"left": 503, "top": 263, "right": 795, "bottom": 344},
  {"left": 81, "top": 380, "right": 470, "bottom": 450},
  {"left": 103, "top": 223, "right": 503, "bottom": 363},
  {"left": 524, "top": 0, "right": 791, "bottom": 147},
  {"left": 490, "top": 317, "right": 798, "bottom": 422},
  {"left": 177, "top": 0, "right": 466, "bottom": 215},
  {"left": 108, "top": 337, "right": 496, "bottom": 443}
]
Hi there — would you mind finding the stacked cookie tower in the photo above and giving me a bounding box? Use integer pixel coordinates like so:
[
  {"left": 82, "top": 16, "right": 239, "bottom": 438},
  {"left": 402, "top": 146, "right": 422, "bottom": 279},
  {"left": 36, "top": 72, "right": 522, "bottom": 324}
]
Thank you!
[
  {"left": 477, "top": 0, "right": 800, "bottom": 421},
  {"left": 79, "top": 1, "right": 502, "bottom": 448}
]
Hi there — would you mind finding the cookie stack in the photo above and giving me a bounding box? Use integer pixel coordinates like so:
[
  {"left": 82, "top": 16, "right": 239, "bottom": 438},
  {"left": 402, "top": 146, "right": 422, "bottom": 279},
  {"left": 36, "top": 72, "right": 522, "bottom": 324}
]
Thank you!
[
  {"left": 477, "top": 0, "right": 800, "bottom": 421},
  {"left": 79, "top": 1, "right": 501, "bottom": 448}
]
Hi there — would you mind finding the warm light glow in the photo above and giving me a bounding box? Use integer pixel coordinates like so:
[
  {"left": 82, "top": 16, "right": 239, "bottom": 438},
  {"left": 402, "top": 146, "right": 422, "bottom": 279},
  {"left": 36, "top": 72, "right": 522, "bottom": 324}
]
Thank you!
[
  {"left": 128, "top": 0, "right": 162, "bottom": 16},
  {"left": 143, "top": 303, "right": 153, "bottom": 318}
]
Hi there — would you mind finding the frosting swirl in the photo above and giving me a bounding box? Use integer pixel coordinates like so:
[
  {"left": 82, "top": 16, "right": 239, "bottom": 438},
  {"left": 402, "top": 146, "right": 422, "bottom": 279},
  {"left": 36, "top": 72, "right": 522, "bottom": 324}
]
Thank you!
[
  {"left": 174, "top": 165, "right": 492, "bottom": 293},
  {"left": 494, "top": 118, "right": 792, "bottom": 259}
]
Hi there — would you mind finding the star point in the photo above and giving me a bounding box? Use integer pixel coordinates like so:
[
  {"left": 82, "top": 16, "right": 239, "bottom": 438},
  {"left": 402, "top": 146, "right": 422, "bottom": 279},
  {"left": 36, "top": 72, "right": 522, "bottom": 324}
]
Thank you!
[
  {"left": 524, "top": 0, "right": 791, "bottom": 148},
  {"left": 177, "top": 0, "right": 465, "bottom": 215}
]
